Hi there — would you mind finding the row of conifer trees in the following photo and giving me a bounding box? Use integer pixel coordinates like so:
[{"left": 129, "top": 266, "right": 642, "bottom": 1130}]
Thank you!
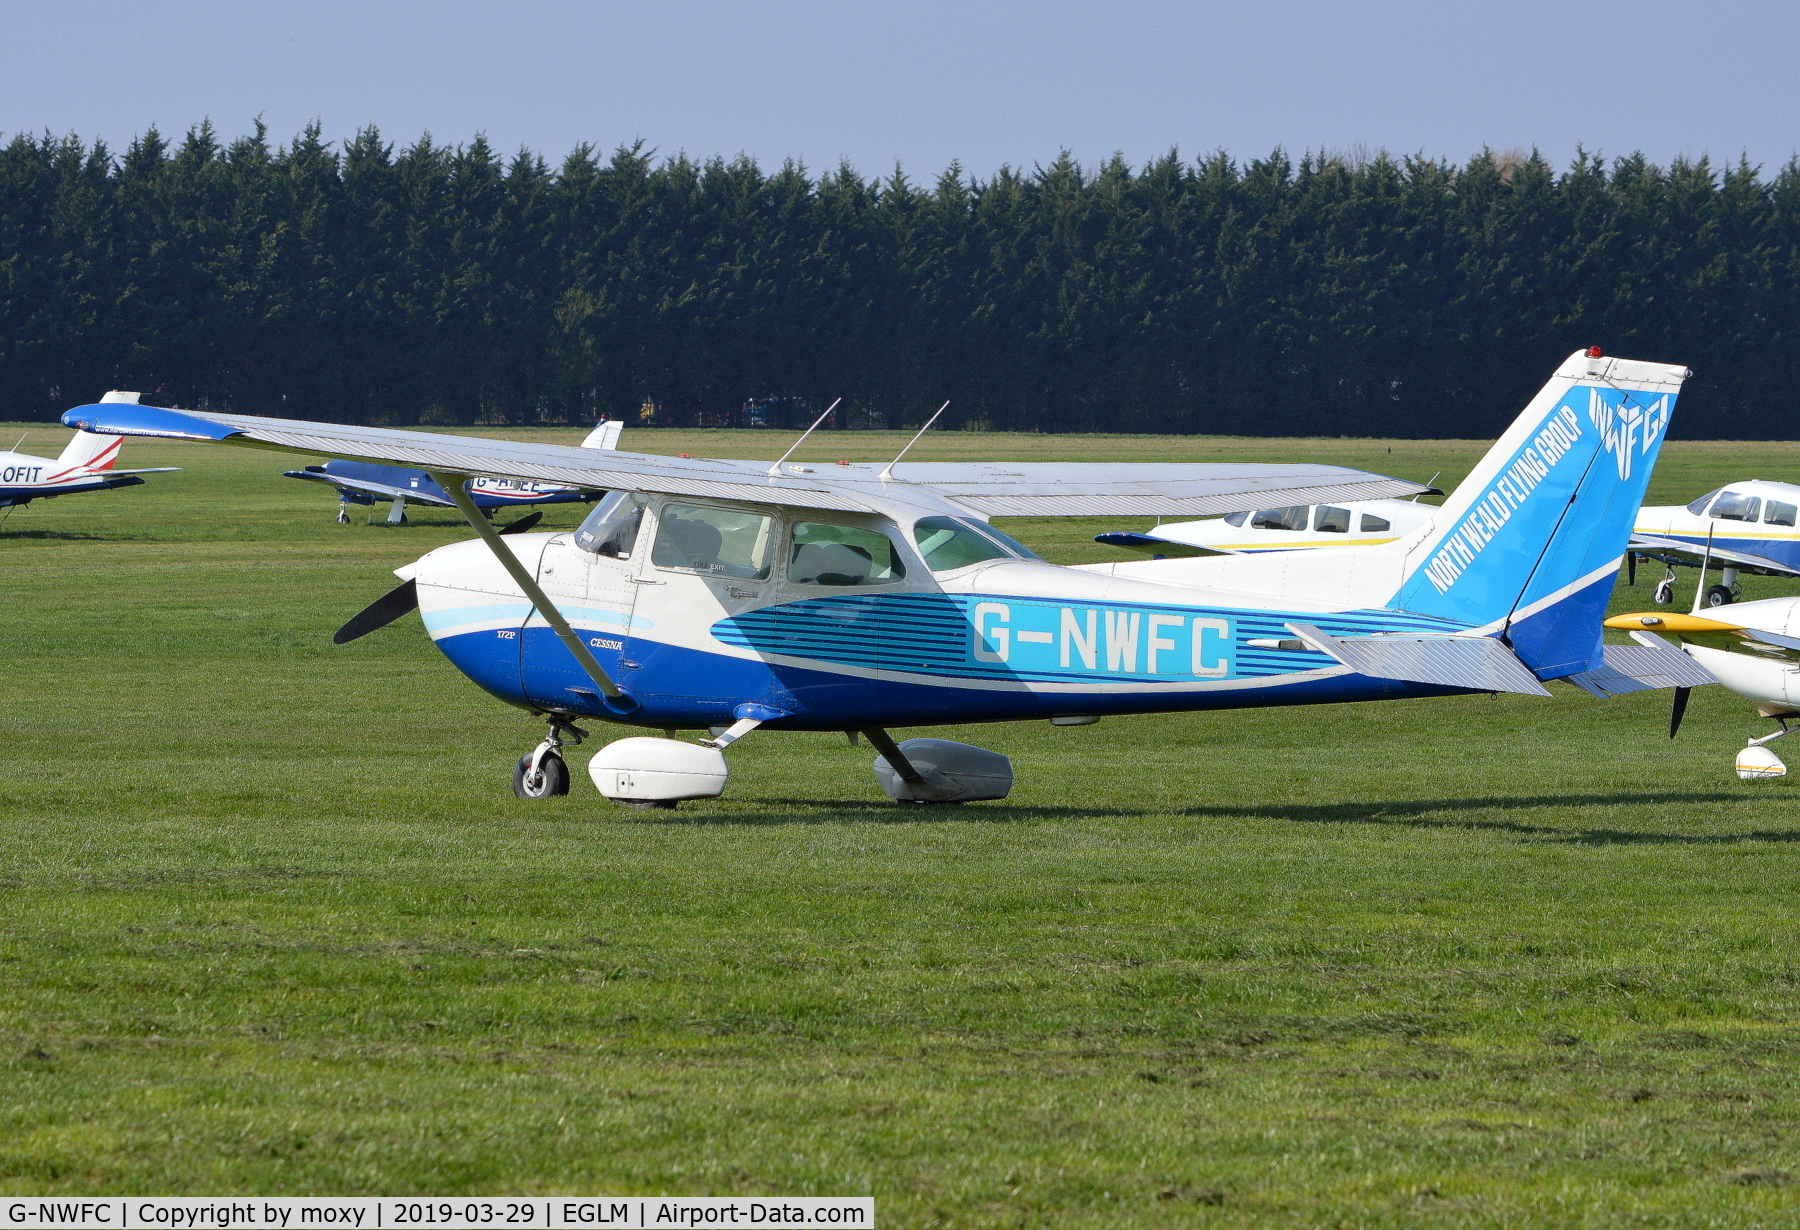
[{"left": 2, "top": 122, "right": 1795, "bottom": 436}]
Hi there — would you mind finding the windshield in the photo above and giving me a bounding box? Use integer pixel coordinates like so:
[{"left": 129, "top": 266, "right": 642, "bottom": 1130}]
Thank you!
[
  {"left": 1686, "top": 488, "right": 1725, "bottom": 515},
  {"left": 574, "top": 492, "right": 643, "bottom": 557}
]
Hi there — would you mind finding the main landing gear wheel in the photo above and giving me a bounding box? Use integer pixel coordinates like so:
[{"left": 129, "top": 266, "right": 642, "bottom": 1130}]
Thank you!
[
  {"left": 1704, "top": 584, "right": 1735, "bottom": 608},
  {"left": 514, "top": 751, "right": 570, "bottom": 797},
  {"left": 514, "top": 714, "right": 587, "bottom": 799}
]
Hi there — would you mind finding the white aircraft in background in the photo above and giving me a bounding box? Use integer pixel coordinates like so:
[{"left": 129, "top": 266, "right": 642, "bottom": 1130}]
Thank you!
[
  {"left": 0, "top": 392, "right": 178, "bottom": 510},
  {"left": 1096, "top": 496, "right": 1436, "bottom": 556},
  {"left": 1628, "top": 480, "right": 1800, "bottom": 607},
  {"left": 1606, "top": 597, "right": 1800, "bottom": 778},
  {"left": 63, "top": 350, "right": 1707, "bottom": 809}
]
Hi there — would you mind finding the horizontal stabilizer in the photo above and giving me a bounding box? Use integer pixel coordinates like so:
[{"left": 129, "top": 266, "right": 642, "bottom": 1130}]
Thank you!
[
  {"left": 1285, "top": 621, "right": 1552, "bottom": 696},
  {"left": 281, "top": 468, "right": 457, "bottom": 507},
  {"left": 1563, "top": 636, "right": 1718, "bottom": 697},
  {"left": 1746, "top": 627, "right": 1800, "bottom": 652}
]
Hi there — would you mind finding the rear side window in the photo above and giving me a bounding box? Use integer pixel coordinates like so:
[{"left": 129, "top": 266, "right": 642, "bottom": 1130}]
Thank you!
[
  {"left": 1360, "top": 513, "right": 1391, "bottom": 533},
  {"left": 1768, "top": 501, "right": 1797, "bottom": 527},
  {"left": 789, "top": 523, "right": 906, "bottom": 586},
  {"left": 1711, "top": 492, "right": 1761, "bottom": 522},
  {"left": 652, "top": 504, "right": 774, "bottom": 579},
  {"left": 1315, "top": 506, "right": 1350, "bottom": 533},
  {"left": 1222, "top": 511, "right": 1249, "bottom": 527},
  {"left": 1250, "top": 506, "right": 1309, "bottom": 531},
  {"left": 914, "top": 517, "right": 1010, "bottom": 571}
]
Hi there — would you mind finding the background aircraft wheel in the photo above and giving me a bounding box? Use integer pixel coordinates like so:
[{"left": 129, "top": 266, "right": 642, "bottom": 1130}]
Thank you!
[
  {"left": 1653, "top": 579, "right": 1674, "bottom": 604},
  {"left": 1704, "top": 584, "right": 1735, "bottom": 608},
  {"left": 335, "top": 509, "right": 350, "bottom": 524},
  {"left": 513, "top": 752, "right": 570, "bottom": 798},
  {"left": 609, "top": 796, "right": 678, "bottom": 810}
]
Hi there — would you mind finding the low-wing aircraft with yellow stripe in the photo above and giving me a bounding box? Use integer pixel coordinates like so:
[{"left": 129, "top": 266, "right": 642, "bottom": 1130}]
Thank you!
[{"left": 63, "top": 350, "right": 1708, "bottom": 808}]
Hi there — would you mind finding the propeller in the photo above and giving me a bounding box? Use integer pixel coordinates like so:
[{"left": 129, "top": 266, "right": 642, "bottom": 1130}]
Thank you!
[
  {"left": 334, "top": 579, "right": 418, "bottom": 644},
  {"left": 1670, "top": 686, "right": 1691, "bottom": 738},
  {"left": 332, "top": 511, "right": 548, "bottom": 644}
]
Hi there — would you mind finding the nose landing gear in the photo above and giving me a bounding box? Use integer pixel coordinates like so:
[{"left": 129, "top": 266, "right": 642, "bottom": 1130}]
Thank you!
[{"left": 514, "top": 714, "right": 587, "bottom": 798}]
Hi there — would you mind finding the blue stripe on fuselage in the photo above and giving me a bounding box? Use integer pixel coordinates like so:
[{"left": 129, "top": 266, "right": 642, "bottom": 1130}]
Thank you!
[
  {"left": 431, "top": 622, "right": 1475, "bottom": 728},
  {"left": 1656, "top": 531, "right": 1800, "bottom": 573},
  {"left": 713, "top": 592, "right": 1467, "bottom": 687}
]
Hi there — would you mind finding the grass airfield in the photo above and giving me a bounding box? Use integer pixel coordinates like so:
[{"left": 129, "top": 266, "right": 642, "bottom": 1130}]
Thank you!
[{"left": 4, "top": 425, "right": 1800, "bottom": 1225}]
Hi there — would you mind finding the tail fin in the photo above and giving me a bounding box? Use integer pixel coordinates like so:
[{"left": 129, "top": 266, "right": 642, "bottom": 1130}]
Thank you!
[
  {"left": 56, "top": 429, "right": 123, "bottom": 471},
  {"left": 580, "top": 419, "right": 623, "bottom": 450},
  {"left": 57, "top": 392, "right": 141, "bottom": 471},
  {"left": 1386, "top": 350, "right": 1688, "bottom": 679}
]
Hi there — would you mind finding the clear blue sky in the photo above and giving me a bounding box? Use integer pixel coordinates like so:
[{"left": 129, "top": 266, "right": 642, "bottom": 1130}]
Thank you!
[{"left": 6, "top": 0, "right": 1794, "bottom": 178}]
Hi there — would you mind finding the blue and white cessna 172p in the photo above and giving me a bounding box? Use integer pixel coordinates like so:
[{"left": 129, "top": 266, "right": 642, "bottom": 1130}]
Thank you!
[
  {"left": 64, "top": 350, "right": 1710, "bottom": 807},
  {"left": 0, "top": 392, "right": 178, "bottom": 509},
  {"left": 283, "top": 419, "right": 624, "bottom": 523}
]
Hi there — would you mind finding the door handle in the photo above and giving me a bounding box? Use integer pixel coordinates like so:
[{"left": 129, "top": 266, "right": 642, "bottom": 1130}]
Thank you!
[{"left": 628, "top": 577, "right": 666, "bottom": 585}]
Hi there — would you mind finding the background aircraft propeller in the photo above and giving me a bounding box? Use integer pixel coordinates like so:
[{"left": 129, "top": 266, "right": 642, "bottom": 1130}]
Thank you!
[
  {"left": 332, "top": 511, "right": 546, "bottom": 644},
  {"left": 1670, "top": 686, "right": 1691, "bottom": 738}
]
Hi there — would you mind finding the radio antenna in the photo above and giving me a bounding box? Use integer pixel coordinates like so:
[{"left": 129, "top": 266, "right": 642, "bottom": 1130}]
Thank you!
[
  {"left": 766, "top": 398, "right": 842, "bottom": 476},
  {"left": 880, "top": 401, "right": 950, "bottom": 481}
]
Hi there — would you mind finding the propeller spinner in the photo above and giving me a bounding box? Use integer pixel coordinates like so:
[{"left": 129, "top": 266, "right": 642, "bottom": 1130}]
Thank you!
[{"left": 332, "top": 511, "right": 546, "bottom": 644}]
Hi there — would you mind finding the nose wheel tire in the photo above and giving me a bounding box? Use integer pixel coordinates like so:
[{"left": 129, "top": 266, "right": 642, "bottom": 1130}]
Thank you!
[{"left": 514, "top": 751, "right": 570, "bottom": 798}]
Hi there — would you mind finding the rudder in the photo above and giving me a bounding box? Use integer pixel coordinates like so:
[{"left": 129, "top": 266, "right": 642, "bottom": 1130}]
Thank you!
[{"left": 1386, "top": 350, "right": 1689, "bottom": 679}]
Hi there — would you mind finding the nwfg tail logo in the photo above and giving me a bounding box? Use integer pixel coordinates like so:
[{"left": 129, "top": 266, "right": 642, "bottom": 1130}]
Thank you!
[{"left": 1589, "top": 389, "right": 1671, "bottom": 480}]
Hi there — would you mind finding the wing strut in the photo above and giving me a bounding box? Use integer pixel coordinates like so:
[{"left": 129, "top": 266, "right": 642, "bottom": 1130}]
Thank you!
[{"left": 429, "top": 469, "right": 626, "bottom": 702}]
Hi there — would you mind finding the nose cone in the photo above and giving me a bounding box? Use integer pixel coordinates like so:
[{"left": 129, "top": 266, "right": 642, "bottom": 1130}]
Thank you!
[{"left": 397, "top": 535, "right": 550, "bottom": 591}]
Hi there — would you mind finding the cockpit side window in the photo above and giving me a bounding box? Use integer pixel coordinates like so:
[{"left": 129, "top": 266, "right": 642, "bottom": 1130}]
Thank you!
[
  {"left": 574, "top": 491, "right": 644, "bottom": 558},
  {"left": 1710, "top": 491, "right": 1761, "bottom": 522},
  {"left": 789, "top": 522, "right": 906, "bottom": 586},
  {"left": 1250, "top": 506, "right": 1309, "bottom": 531},
  {"left": 651, "top": 503, "right": 775, "bottom": 579},
  {"left": 913, "top": 516, "right": 1011, "bottom": 571},
  {"left": 1314, "top": 506, "right": 1350, "bottom": 533},
  {"left": 1767, "top": 501, "right": 1797, "bottom": 528},
  {"left": 1687, "top": 488, "right": 1725, "bottom": 515}
]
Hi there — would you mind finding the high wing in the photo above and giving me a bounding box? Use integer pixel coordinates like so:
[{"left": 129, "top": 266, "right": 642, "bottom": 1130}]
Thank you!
[
  {"left": 871, "top": 462, "right": 1430, "bottom": 516},
  {"left": 282, "top": 467, "right": 458, "bottom": 507},
  {"left": 1629, "top": 532, "right": 1800, "bottom": 577},
  {"left": 63, "top": 403, "right": 1434, "bottom": 517}
]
